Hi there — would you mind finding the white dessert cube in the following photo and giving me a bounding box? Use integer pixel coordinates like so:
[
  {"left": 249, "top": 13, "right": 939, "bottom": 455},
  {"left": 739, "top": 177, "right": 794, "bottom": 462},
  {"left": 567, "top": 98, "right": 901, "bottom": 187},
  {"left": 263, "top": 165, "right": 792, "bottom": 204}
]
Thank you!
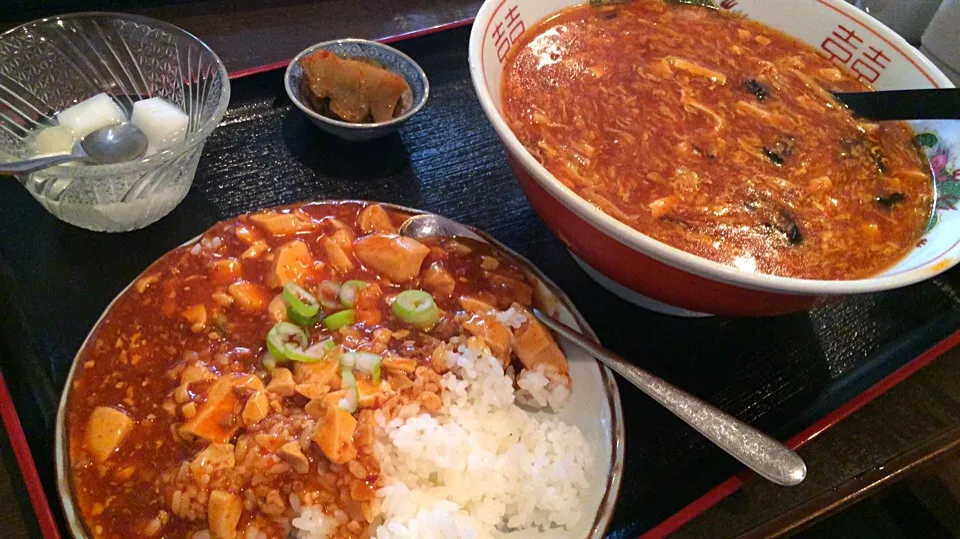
[
  {"left": 55, "top": 93, "right": 126, "bottom": 138},
  {"left": 31, "top": 125, "right": 77, "bottom": 156},
  {"left": 131, "top": 97, "right": 188, "bottom": 155}
]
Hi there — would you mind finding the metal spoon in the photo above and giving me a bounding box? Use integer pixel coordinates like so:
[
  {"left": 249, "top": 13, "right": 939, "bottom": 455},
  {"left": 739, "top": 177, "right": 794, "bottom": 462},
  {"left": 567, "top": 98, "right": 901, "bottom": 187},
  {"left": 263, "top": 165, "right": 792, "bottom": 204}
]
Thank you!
[
  {"left": 399, "top": 213, "right": 808, "bottom": 487},
  {"left": 0, "top": 123, "right": 149, "bottom": 175}
]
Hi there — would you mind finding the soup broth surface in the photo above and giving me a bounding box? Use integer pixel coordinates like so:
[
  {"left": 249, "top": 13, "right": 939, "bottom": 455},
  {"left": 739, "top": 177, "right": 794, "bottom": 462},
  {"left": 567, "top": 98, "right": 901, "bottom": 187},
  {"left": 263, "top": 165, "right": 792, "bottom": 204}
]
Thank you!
[{"left": 502, "top": 0, "right": 933, "bottom": 279}]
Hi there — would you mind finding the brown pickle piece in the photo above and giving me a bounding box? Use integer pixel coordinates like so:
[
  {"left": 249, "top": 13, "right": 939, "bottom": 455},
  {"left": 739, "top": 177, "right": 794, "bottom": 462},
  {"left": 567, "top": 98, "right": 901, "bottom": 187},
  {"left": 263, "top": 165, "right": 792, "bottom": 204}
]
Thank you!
[{"left": 300, "top": 50, "right": 410, "bottom": 123}]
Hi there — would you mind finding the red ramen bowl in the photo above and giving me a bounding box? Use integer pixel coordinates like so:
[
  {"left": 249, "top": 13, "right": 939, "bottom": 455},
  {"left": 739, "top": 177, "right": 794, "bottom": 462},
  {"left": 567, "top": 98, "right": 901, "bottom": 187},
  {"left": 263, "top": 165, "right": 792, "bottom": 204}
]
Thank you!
[{"left": 469, "top": 0, "right": 960, "bottom": 316}]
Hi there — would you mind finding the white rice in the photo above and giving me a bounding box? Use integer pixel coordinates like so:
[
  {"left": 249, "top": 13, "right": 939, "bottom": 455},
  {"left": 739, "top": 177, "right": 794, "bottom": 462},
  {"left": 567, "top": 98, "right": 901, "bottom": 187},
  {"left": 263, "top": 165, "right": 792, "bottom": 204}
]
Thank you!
[
  {"left": 515, "top": 366, "right": 571, "bottom": 412},
  {"left": 291, "top": 336, "right": 591, "bottom": 539},
  {"left": 372, "top": 343, "right": 591, "bottom": 538},
  {"left": 494, "top": 306, "right": 527, "bottom": 329},
  {"left": 196, "top": 236, "right": 223, "bottom": 255},
  {"left": 291, "top": 505, "right": 341, "bottom": 538}
]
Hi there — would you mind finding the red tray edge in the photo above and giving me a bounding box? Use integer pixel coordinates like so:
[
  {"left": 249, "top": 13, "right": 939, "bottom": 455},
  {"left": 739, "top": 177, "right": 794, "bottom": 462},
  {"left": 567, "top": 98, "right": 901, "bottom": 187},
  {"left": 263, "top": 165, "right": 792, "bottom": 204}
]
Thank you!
[
  {"left": 3, "top": 17, "right": 956, "bottom": 537},
  {"left": 0, "top": 373, "right": 61, "bottom": 539}
]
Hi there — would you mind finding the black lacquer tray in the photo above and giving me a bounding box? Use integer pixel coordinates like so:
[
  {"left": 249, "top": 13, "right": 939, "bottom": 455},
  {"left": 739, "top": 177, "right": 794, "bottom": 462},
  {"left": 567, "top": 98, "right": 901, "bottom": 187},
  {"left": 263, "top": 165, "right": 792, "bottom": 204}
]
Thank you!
[{"left": 1, "top": 25, "right": 959, "bottom": 538}]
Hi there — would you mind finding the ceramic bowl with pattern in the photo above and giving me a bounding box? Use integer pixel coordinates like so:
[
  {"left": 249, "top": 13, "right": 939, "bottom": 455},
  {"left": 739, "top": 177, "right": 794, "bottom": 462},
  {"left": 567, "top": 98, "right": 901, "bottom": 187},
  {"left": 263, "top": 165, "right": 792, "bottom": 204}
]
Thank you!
[
  {"left": 285, "top": 39, "right": 429, "bottom": 142},
  {"left": 469, "top": 0, "right": 959, "bottom": 317}
]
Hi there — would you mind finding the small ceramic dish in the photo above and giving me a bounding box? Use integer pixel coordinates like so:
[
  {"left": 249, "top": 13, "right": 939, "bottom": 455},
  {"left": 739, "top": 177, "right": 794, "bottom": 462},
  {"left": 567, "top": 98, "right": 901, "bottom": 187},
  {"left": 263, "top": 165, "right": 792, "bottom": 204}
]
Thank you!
[{"left": 285, "top": 39, "right": 429, "bottom": 142}]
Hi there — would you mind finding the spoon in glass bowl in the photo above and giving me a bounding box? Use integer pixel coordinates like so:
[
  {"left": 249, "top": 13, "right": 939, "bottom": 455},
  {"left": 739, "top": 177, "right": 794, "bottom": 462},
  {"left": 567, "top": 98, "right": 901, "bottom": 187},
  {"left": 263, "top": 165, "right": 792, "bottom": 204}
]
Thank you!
[
  {"left": 0, "top": 123, "right": 149, "bottom": 175},
  {"left": 400, "top": 213, "right": 808, "bottom": 487}
]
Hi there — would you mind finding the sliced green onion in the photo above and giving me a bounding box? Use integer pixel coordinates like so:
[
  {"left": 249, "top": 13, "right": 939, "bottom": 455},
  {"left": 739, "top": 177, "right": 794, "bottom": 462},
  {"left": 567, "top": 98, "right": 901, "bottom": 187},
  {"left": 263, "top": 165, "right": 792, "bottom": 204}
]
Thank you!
[
  {"left": 287, "top": 306, "right": 321, "bottom": 327},
  {"left": 262, "top": 352, "right": 278, "bottom": 371},
  {"left": 339, "top": 280, "right": 368, "bottom": 308},
  {"left": 286, "top": 339, "right": 338, "bottom": 363},
  {"left": 266, "top": 322, "right": 308, "bottom": 360},
  {"left": 339, "top": 369, "right": 359, "bottom": 413},
  {"left": 323, "top": 309, "right": 355, "bottom": 330},
  {"left": 392, "top": 290, "right": 440, "bottom": 329},
  {"left": 342, "top": 351, "right": 381, "bottom": 375},
  {"left": 283, "top": 283, "right": 320, "bottom": 319},
  {"left": 317, "top": 280, "right": 342, "bottom": 312},
  {"left": 372, "top": 362, "right": 382, "bottom": 385},
  {"left": 317, "top": 337, "right": 337, "bottom": 354}
]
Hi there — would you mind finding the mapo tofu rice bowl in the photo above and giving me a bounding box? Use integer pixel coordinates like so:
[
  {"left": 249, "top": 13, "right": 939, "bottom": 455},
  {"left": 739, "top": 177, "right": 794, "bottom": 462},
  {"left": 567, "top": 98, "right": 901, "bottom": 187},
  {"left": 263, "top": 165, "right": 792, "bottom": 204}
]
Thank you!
[
  {"left": 469, "top": 0, "right": 960, "bottom": 316},
  {"left": 56, "top": 201, "right": 623, "bottom": 539}
]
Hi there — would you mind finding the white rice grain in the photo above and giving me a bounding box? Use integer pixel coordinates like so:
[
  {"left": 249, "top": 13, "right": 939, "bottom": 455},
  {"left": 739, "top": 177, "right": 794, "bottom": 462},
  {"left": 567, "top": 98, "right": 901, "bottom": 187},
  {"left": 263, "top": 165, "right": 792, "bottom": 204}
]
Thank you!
[
  {"left": 494, "top": 306, "right": 527, "bottom": 329},
  {"left": 291, "top": 506, "right": 341, "bottom": 538},
  {"left": 373, "top": 344, "right": 591, "bottom": 538},
  {"left": 515, "top": 366, "right": 572, "bottom": 411}
]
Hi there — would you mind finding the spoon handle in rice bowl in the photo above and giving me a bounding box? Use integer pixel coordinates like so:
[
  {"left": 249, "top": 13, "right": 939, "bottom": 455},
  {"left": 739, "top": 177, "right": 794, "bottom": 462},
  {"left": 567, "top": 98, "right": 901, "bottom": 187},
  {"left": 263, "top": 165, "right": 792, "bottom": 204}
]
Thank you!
[{"left": 533, "top": 309, "right": 807, "bottom": 487}]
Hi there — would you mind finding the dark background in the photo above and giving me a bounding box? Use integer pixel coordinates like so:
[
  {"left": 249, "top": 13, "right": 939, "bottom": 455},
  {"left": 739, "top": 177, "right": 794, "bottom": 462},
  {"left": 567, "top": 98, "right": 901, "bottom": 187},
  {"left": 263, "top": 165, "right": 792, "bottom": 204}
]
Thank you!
[{"left": 6, "top": 0, "right": 204, "bottom": 21}]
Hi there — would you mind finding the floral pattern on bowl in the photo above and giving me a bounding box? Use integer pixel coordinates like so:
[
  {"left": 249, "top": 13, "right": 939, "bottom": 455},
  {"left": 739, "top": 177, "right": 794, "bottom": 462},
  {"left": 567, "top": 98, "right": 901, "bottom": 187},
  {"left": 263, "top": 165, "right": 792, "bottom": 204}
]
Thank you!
[{"left": 917, "top": 129, "right": 960, "bottom": 232}]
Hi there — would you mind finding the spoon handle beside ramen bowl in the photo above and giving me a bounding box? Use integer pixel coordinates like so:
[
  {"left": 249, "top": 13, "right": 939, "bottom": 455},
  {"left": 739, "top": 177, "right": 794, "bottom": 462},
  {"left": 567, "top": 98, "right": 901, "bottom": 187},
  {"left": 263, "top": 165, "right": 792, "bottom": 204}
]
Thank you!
[{"left": 533, "top": 309, "right": 808, "bottom": 487}]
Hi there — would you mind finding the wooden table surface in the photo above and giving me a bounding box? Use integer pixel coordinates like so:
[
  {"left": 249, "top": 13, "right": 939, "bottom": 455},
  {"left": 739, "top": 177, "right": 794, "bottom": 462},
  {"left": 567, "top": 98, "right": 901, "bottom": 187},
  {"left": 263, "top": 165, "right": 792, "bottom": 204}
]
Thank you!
[{"left": 2, "top": 1, "right": 959, "bottom": 537}]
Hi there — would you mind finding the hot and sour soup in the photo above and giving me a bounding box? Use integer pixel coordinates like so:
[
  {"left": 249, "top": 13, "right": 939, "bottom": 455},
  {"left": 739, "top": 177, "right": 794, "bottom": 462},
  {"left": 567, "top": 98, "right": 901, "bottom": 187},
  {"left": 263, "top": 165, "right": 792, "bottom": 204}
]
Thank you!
[{"left": 502, "top": 0, "right": 934, "bottom": 279}]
